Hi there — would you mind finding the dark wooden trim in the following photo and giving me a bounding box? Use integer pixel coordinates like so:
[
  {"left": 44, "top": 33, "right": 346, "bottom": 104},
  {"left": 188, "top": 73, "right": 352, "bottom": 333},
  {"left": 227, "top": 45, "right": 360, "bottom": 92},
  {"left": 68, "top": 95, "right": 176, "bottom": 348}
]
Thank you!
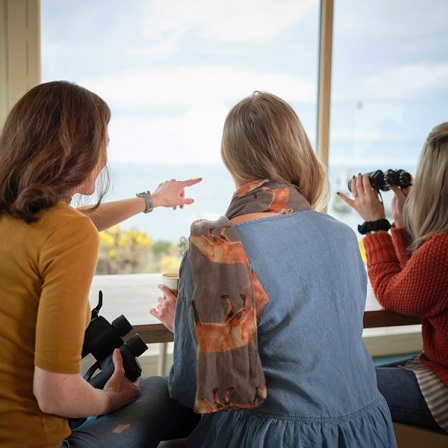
[
  {"left": 129, "top": 311, "right": 422, "bottom": 345},
  {"left": 129, "top": 323, "right": 174, "bottom": 344},
  {"left": 363, "top": 310, "right": 421, "bottom": 328}
]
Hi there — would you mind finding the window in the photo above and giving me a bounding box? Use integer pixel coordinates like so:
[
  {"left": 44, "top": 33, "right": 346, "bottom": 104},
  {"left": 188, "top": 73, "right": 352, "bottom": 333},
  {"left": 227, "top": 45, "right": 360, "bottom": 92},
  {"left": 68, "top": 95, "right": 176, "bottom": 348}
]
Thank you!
[
  {"left": 32, "top": 0, "right": 437, "bottom": 345},
  {"left": 41, "top": 0, "right": 321, "bottom": 273},
  {"left": 25, "top": 0, "right": 448, "bottom": 247},
  {"left": 328, "top": 0, "right": 448, "bottom": 230}
]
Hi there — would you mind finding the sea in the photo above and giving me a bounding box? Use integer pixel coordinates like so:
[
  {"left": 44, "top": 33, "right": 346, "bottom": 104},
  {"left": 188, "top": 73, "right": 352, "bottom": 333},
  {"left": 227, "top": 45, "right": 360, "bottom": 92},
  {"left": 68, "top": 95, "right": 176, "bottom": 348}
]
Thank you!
[
  {"left": 97, "top": 161, "right": 418, "bottom": 243},
  {"left": 99, "top": 162, "right": 235, "bottom": 243}
]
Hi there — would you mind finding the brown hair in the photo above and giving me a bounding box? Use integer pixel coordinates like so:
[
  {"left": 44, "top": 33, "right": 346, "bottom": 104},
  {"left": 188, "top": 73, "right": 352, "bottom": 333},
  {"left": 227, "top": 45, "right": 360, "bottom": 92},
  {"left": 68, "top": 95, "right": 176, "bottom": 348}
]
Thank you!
[
  {"left": 404, "top": 122, "right": 448, "bottom": 251},
  {"left": 221, "top": 91, "right": 329, "bottom": 210},
  {"left": 0, "top": 81, "right": 111, "bottom": 222}
]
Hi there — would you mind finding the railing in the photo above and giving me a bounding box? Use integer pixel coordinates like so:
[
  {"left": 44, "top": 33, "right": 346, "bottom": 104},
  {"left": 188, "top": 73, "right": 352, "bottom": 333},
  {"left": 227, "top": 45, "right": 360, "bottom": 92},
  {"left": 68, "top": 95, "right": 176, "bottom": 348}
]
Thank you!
[
  {"left": 129, "top": 323, "right": 174, "bottom": 344},
  {"left": 129, "top": 324, "right": 174, "bottom": 376},
  {"left": 132, "top": 310, "right": 422, "bottom": 344},
  {"left": 91, "top": 273, "right": 423, "bottom": 376},
  {"left": 130, "top": 310, "right": 423, "bottom": 377},
  {"left": 363, "top": 310, "right": 421, "bottom": 328}
]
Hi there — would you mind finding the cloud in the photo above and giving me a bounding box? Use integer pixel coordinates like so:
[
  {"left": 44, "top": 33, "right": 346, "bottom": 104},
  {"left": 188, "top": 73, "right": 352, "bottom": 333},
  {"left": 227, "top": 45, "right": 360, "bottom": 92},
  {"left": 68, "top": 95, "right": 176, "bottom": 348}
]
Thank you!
[
  {"left": 101, "top": 64, "right": 316, "bottom": 164},
  {"left": 108, "top": 100, "right": 228, "bottom": 165},
  {"left": 86, "top": 66, "right": 316, "bottom": 111},
  {"left": 362, "top": 63, "right": 448, "bottom": 100},
  {"left": 108, "top": 116, "right": 188, "bottom": 164},
  {"left": 333, "top": 0, "right": 448, "bottom": 40},
  {"left": 141, "top": 0, "right": 316, "bottom": 44},
  {"left": 331, "top": 62, "right": 448, "bottom": 102},
  {"left": 85, "top": 64, "right": 316, "bottom": 164}
]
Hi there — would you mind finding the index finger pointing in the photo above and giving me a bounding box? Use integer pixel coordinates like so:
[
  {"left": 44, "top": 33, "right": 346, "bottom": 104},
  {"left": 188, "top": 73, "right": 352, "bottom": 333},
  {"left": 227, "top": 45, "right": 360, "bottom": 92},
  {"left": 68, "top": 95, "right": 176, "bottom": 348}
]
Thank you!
[{"left": 180, "top": 178, "right": 202, "bottom": 187}]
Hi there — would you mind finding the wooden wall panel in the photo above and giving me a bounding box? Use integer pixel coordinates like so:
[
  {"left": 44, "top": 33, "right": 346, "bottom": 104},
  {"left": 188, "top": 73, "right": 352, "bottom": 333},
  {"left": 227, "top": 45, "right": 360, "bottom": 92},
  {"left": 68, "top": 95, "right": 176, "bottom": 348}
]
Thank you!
[{"left": 0, "top": 0, "right": 40, "bottom": 129}]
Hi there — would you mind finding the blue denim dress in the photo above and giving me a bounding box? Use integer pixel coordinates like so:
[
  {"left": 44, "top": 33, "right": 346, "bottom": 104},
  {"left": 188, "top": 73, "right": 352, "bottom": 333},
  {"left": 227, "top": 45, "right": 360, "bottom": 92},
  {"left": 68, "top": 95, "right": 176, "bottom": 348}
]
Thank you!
[{"left": 169, "top": 210, "right": 396, "bottom": 447}]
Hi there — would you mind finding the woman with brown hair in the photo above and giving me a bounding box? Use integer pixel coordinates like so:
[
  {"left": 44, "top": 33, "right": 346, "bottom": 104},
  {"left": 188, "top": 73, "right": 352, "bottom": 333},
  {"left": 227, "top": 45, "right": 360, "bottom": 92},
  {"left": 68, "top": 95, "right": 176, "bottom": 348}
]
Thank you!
[
  {"left": 154, "top": 92, "right": 396, "bottom": 447},
  {"left": 0, "top": 81, "right": 198, "bottom": 448},
  {"left": 338, "top": 123, "right": 448, "bottom": 433}
]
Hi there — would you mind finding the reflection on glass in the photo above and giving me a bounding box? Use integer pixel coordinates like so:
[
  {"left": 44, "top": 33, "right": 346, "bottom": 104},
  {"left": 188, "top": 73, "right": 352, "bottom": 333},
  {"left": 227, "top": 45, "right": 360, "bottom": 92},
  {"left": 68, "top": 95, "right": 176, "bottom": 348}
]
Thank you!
[{"left": 329, "top": 0, "right": 448, "bottom": 232}]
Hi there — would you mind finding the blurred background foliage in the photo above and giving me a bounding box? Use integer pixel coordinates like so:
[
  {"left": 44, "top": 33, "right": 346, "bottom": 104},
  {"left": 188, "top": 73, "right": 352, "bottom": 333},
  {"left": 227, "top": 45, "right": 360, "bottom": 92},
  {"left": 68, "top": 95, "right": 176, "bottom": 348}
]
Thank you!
[{"left": 97, "top": 226, "right": 183, "bottom": 274}]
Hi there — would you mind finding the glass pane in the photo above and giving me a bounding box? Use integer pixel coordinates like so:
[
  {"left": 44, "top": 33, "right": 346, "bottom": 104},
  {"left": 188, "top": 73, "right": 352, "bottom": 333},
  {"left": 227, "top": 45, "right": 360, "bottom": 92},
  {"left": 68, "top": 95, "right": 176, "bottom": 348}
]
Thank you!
[
  {"left": 328, "top": 0, "right": 448, "bottom": 231},
  {"left": 40, "top": 0, "right": 320, "bottom": 266}
]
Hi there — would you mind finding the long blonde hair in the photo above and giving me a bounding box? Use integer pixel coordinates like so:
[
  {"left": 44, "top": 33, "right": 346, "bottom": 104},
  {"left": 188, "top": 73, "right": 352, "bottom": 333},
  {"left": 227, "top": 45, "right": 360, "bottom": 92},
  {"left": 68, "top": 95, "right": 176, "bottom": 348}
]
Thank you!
[
  {"left": 404, "top": 122, "right": 448, "bottom": 251},
  {"left": 221, "top": 91, "right": 329, "bottom": 210}
]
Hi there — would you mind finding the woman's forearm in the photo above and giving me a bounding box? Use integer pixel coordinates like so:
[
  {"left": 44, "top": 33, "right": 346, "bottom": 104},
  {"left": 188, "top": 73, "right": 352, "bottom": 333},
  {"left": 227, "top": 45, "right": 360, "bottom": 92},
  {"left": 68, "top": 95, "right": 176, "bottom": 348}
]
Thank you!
[
  {"left": 80, "top": 198, "right": 145, "bottom": 232},
  {"left": 79, "top": 177, "right": 202, "bottom": 231},
  {"left": 33, "top": 367, "right": 113, "bottom": 418},
  {"left": 33, "top": 351, "right": 140, "bottom": 419}
]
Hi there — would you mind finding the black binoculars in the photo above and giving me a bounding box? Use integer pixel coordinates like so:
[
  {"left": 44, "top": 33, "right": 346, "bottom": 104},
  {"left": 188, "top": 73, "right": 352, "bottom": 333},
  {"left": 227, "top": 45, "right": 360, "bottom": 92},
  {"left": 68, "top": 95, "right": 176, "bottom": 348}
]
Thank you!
[
  {"left": 348, "top": 169, "right": 412, "bottom": 192},
  {"left": 82, "top": 291, "right": 148, "bottom": 389}
]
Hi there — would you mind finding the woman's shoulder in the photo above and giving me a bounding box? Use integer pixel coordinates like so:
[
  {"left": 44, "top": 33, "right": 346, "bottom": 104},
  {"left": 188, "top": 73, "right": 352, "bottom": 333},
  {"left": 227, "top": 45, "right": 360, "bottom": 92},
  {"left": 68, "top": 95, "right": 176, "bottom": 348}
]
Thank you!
[
  {"left": 39, "top": 201, "right": 94, "bottom": 225},
  {"left": 417, "top": 232, "right": 448, "bottom": 259},
  {"left": 36, "top": 202, "right": 98, "bottom": 241},
  {"left": 420, "top": 232, "right": 448, "bottom": 251},
  {"left": 426, "top": 231, "right": 448, "bottom": 241},
  {"left": 234, "top": 209, "right": 357, "bottom": 240}
]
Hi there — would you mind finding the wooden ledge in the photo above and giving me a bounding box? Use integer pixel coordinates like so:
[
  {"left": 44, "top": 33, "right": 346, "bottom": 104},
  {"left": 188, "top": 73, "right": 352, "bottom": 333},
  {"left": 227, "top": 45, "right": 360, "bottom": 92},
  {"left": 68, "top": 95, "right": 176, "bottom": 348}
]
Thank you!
[
  {"left": 363, "top": 310, "right": 421, "bottom": 329},
  {"left": 129, "top": 310, "right": 422, "bottom": 345},
  {"left": 129, "top": 323, "right": 174, "bottom": 344},
  {"left": 393, "top": 422, "right": 447, "bottom": 447}
]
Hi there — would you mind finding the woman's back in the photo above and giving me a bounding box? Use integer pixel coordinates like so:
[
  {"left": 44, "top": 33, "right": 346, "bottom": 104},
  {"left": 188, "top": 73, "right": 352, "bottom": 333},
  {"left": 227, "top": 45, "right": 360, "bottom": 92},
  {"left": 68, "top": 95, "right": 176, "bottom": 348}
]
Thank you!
[
  {"left": 170, "top": 210, "right": 397, "bottom": 447},
  {"left": 0, "top": 203, "right": 97, "bottom": 445},
  {"left": 236, "top": 210, "right": 378, "bottom": 416}
]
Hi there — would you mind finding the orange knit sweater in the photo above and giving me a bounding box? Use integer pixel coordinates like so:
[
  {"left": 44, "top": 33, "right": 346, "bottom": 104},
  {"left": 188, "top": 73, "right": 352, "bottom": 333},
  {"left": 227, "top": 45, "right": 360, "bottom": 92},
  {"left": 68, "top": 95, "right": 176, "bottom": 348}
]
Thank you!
[{"left": 363, "top": 227, "right": 448, "bottom": 387}]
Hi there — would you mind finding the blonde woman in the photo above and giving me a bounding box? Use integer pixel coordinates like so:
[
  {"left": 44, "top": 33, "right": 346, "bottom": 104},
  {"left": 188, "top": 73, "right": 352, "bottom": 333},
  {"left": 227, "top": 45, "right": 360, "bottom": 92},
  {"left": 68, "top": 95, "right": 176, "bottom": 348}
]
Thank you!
[
  {"left": 155, "top": 92, "right": 396, "bottom": 447},
  {"left": 338, "top": 123, "right": 448, "bottom": 434}
]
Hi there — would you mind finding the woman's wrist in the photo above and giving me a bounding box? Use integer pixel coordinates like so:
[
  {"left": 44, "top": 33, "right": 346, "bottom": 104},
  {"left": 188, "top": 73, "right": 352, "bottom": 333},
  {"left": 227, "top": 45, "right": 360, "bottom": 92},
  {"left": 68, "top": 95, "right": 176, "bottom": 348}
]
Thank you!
[
  {"left": 393, "top": 220, "right": 405, "bottom": 228},
  {"left": 150, "top": 191, "right": 161, "bottom": 208},
  {"left": 135, "top": 191, "right": 154, "bottom": 213},
  {"left": 101, "top": 389, "right": 118, "bottom": 414}
]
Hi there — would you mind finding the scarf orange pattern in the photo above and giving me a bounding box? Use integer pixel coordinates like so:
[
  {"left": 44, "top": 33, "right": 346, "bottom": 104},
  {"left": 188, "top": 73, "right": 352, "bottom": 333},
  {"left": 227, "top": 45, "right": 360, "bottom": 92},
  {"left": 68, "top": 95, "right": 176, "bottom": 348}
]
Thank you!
[{"left": 189, "top": 179, "right": 310, "bottom": 413}]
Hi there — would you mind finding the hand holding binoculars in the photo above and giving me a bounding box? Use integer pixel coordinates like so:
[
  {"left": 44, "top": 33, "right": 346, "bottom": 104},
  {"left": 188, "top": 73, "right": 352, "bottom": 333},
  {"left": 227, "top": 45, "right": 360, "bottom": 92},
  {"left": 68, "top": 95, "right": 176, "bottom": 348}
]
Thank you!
[
  {"left": 82, "top": 291, "right": 148, "bottom": 389},
  {"left": 348, "top": 169, "right": 412, "bottom": 192}
]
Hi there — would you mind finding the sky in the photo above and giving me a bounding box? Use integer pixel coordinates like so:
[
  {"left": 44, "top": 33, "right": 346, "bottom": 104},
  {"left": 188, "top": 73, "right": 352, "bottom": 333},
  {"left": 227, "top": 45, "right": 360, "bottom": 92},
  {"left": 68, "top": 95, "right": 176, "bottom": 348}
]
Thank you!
[
  {"left": 41, "top": 0, "right": 318, "bottom": 165},
  {"left": 40, "top": 0, "right": 448, "bottom": 168}
]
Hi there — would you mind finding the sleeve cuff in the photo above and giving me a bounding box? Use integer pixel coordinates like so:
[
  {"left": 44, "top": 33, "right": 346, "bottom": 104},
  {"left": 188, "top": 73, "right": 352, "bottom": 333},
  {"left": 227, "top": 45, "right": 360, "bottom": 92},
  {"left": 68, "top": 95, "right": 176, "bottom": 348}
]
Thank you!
[
  {"left": 391, "top": 225, "right": 412, "bottom": 249},
  {"left": 363, "top": 231, "right": 398, "bottom": 265}
]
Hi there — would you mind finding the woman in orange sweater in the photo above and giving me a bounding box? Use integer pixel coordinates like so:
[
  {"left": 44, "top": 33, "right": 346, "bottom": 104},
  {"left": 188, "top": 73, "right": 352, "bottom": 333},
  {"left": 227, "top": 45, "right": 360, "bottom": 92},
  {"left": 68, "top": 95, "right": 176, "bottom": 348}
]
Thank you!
[{"left": 338, "top": 122, "right": 448, "bottom": 433}]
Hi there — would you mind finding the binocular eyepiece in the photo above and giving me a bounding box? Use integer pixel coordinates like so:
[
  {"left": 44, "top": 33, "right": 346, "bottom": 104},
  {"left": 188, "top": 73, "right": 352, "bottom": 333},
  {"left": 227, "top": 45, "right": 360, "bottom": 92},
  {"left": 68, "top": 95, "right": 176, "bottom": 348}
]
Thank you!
[
  {"left": 348, "top": 169, "right": 412, "bottom": 192},
  {"left": 82, "top": 291, "right": 148, "bottom": 389}
]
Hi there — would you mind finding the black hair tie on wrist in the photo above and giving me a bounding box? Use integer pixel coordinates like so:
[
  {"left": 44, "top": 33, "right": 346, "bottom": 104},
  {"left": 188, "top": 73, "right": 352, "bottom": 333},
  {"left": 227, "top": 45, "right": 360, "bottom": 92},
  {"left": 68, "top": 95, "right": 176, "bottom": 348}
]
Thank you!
[{"left": 358, "top": 219, "right": 391, "bottom": 235}]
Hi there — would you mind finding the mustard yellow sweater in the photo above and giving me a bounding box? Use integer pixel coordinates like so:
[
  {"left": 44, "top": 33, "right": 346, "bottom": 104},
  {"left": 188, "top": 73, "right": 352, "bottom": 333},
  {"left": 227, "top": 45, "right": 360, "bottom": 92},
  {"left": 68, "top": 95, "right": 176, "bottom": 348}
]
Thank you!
[{"left": 0, "top": 202, "right": 98, "bottom": 447}]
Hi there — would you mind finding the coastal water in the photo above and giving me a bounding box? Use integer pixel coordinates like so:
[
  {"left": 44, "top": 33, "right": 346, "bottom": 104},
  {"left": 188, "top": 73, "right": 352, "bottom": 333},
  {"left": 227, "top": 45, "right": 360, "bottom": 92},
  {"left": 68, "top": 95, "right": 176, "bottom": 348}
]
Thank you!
[
  {"left": 100, "top": 161, "right": 417, "bottom": 243},
  {"left": 101, "top": 162, "right": 235, "bottom": 243}
]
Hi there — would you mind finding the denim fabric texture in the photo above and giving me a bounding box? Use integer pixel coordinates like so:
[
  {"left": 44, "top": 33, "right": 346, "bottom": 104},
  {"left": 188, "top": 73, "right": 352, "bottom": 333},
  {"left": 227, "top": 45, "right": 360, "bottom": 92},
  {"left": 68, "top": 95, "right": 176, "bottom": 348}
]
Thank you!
[
  {"left": 62, "top": 376, "right": 198, "bottom": 448},
  {"left": 169, "top": 210, "right": 397, "bottom": 447},
  {"left": 376, "top": 360, "right": 441, "bottom": 430}
]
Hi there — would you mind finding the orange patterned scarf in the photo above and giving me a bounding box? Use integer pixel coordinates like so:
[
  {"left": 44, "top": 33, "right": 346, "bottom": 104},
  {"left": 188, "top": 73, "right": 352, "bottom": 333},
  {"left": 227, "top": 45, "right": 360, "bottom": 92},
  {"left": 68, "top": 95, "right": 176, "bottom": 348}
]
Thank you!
[{"left": 189, "top": 179, "right": 310, "bottom": 413}]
